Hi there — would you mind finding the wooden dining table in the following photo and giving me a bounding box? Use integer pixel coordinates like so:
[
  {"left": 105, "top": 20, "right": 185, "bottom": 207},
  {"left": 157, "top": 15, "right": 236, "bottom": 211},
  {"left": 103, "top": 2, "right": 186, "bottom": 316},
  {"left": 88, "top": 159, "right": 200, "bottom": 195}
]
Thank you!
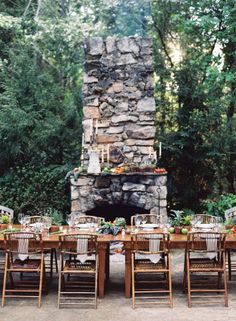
[{"left": 1, "top": 227, "right": 236, "bottom": 299}]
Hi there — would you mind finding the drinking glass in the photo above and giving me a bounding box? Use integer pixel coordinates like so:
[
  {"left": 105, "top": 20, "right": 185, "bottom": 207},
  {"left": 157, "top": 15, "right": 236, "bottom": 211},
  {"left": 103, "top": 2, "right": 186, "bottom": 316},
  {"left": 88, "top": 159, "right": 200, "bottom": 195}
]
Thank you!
[
  {"left": 18, "top": 213, "right": 25, "bottom": 225},
  {"left": 42, "top": 216, "right": 52, "bottom": 236},
  {"left": 42, "top": 216, "right": 52, "bottom": 229},
  {"left": 21, "top": 215, "right": 30, "bottom": 231}
]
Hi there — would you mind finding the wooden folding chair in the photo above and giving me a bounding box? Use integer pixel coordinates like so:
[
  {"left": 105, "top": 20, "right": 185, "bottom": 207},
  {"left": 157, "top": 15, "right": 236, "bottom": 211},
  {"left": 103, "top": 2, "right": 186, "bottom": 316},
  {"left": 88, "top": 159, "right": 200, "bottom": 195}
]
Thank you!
[
  {"left": 183, "top": 232, "right": 228, "bottom": 307},
  {"left": 0, "top": 206, "right": 14, "bottom": 222},
  {"left": 131, "top": 214, "right": 160, "bottom": 227},
  {"left": 225, "top": 207, "right": 236, "bottom": 280},
  {"left": 131, "top": 232, "right": 172, "bottom": 308},
  {"left": 191, "top": 214, "right": 222, "bottom": 224},
  {"left": 74, "top": 215, "right": 104, "bottom": 225},
  {"left": 25, "top": 215, "right": 58, "bottom": 278},
  {"left": 58, "top": 233, "right": 98, "bottom": 308},
  {"left": 0, "top": 206, "right": 14, "bottom": 275},
  {"left": 2, "top": 232, "right": 45, "bottom": 307}
]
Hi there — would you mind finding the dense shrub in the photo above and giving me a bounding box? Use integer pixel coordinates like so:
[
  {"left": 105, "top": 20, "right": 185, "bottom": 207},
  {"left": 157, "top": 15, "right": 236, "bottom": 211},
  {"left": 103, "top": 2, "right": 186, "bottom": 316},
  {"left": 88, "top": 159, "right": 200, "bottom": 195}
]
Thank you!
[
  {"left": 201, "top": 194, "right": 236, "bottom": 220},
  {"left": 0, "top": 164, "right": 71, "bottom": 221}
]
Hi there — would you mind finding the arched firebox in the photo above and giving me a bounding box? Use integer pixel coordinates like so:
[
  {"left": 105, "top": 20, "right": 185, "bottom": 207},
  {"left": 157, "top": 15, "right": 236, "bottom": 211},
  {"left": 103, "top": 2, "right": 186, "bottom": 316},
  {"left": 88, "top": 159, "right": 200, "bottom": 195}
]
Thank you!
[{"left": 87, "top": 205, "right": 149, "bottom": 224}]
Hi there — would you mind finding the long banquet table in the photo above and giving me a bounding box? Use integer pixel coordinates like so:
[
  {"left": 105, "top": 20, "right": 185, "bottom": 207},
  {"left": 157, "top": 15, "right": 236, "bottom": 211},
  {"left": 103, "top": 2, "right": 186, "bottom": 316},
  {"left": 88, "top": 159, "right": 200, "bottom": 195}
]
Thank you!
[{"left": 1, "top": 228, "right": 236, "bottom": 299}]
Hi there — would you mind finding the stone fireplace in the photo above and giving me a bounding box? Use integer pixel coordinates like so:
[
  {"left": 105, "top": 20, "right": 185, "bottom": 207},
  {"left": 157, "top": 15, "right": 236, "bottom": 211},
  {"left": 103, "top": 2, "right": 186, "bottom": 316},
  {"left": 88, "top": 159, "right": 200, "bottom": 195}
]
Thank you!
[{"left": 70, "top": 36, "right": 167, "bottom": 220}]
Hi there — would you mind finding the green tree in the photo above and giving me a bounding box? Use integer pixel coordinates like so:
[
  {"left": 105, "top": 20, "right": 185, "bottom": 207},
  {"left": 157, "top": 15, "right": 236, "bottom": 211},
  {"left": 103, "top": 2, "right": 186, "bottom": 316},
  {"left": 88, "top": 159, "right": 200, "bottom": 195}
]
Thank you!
[{"left": 150, "top": 0, "right": 236, "bottom": 209}]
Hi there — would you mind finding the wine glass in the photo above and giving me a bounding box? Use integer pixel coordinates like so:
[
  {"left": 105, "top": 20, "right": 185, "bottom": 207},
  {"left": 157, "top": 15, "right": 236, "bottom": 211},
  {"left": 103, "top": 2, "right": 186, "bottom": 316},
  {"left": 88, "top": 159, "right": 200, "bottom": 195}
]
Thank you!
[
  {"left": 190, "top": 216, "right": 198, "bottom": 230},
  {"left": 18, "top": 213, "right": 25, "bottom": 230},
  {"left": 42, "top": 216, "right": 52, "bottom": 236},
  {"left": 135, "top": 217, "right": 141, "bottom": 230},
  {"left": 66, "top": 214, "right": 74, "bottom": 231},
  {"left": 142, "top": 215, "right": 147, "bottom": 225}
]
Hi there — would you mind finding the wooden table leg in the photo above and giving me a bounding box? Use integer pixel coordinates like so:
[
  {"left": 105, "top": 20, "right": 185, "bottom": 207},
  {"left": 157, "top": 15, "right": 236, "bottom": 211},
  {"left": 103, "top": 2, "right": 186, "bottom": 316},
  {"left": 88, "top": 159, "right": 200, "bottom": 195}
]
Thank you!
[
  {"left": 98, "top": 243, "right": 107, "bottom": 298},
  {"left": 125, "top": 243, "right": 132, "bottom": 298},
  {"left": 105, "top": 244, "right": 110, "bottom": 281}
]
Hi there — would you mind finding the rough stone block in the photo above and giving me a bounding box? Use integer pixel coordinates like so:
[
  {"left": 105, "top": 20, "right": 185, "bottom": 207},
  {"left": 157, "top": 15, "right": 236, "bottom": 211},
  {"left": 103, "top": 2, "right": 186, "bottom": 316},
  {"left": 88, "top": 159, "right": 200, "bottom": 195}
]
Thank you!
[
  {"left": 83, "top": 74, "right": 98, "bottom": 84},
  {"left": 126, "top": 125, "right": 155, "bottom": 140},
  {"left": 79, "top": 186, "right": 92, "bottom": 197},
  {"left": 71, "top": 200, "right": 81, "bottom": 212},
  {"left": 96, "top": 134, "right": 121, "bottom": 143},
  {"left": 112, "top": 192, "right": 123, "bottom": 204},
  {"left": 125, "top": 139, "right": 154, "bottom": 146},
  {"left": 85, "top": 37, "right": 104, "bottom": 55},
  {"left": 116, "top": 53, "right": 137, "bottom": 65},
  {"left": 83, "top": 106, "right": 101, "bottom": 119},
  {"left": 71, "top": 187, "right": 80, "bottom": 200},
  {"left": 117, "top": 37, "right": 140, "bottom": 54},
  {"left": 106, "top": 36, "right": 116, "bottom": 53},
  {"left": 107, "top": 126, "right": 124, "bottom": 134},
  {"left": 154, "top": 175, "right": 167, "bottom": 186},
  {"left": 70, "top": 177, "right": 93, "bottom": 186},
  {"left": 147, "top": 186, "right": 167, "bottom": 199},
  {"left": 137, "top": 97, "right": 156, "bottom": 112},
  {"left": 107, "top": 82, "right": 124, "bottom": 93},
  {"left": 122, "top": 183, "right": 145, "bottom": 192},
  {"left": 111, "top": 115, "right": 138, "bottom": 123}
]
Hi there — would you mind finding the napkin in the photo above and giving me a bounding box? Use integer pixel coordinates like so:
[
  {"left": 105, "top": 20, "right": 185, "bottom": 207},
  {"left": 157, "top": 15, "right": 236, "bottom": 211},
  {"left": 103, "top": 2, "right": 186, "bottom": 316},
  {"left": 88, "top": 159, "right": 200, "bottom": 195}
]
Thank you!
[
  {"left": 17, "top": 234, "right": 32, "bottom": 261},
  {"left": 136, "top": 235, "right": 161, "bottom": 264},
  {"left": 206, "top": 234, "right": 218, "bottom": 260},
  {"left": 76, "top": 236, "right": 89, "bottom": 263}
]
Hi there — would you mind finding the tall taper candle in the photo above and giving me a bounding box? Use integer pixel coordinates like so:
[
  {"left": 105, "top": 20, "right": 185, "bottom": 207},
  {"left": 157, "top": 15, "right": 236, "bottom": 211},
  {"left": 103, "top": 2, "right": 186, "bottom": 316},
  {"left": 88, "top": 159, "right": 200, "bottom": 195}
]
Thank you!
[
  {"left": 149, "top": 146, "right": 152, "bottom": 157},
  {"left": 107, "top": 144, "right": 110, "bottom": 165},
  {"left": 159, "top": 142, "right": 162, "bottom": 157},
  {"left": 95, "top": 119, "right": 98, "bottom": 135},
  {"left": 82, "top": 133, "right": 85, "bottom": 147},
  {"left": 101, "top": 145, "right": 104, "bottom": 163}
]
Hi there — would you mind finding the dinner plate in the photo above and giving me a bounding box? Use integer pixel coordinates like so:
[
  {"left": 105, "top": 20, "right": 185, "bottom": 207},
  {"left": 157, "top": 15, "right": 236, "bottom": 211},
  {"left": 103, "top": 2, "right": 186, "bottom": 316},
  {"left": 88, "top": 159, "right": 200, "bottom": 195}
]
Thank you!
[
  {"left": 195, "top": 223, "right": 214, "bottom": 229},
  {"left": 140, "top": 223, "right": 158, "bottom": 229},
  {"left": 76, "top": 223, "right": 91, "bottom": 229}
]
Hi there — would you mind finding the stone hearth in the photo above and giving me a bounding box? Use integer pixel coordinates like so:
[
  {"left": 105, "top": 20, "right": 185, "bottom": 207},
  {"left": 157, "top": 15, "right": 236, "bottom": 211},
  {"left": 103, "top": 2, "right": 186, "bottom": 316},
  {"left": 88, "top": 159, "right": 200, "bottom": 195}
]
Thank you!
[{"left": 71, "top": 173, "right": 167, "bottom": 219}]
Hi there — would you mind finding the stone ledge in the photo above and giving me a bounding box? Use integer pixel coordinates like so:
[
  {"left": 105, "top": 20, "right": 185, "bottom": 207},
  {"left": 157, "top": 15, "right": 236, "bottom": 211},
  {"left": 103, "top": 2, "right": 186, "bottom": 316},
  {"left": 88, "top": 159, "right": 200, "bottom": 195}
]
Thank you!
[{"left": 71, "top": 172, "right": 167, "bottom": 178}]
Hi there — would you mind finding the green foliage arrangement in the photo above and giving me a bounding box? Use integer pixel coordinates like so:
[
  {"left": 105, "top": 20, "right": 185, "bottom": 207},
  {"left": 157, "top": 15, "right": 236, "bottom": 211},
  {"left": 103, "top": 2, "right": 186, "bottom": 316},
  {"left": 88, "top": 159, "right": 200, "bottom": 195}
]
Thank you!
[{"left": 44, "top": 208, "right": 64, "bottom": 226}]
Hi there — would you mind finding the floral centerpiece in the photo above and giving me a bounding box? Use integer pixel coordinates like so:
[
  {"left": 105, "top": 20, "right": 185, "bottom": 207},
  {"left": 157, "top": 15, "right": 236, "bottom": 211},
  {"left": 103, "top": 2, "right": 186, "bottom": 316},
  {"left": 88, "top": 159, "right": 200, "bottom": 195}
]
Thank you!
[{"left": 98, "top": 217, "right": 126, "bottom": 236}]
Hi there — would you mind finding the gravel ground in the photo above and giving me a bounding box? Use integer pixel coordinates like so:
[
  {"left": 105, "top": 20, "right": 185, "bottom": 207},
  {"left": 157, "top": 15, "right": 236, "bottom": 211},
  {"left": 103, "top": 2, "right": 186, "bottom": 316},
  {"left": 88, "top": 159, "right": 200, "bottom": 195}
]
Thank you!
[{"left": 1, "top": 250, "right": 236, "bottom": 321}]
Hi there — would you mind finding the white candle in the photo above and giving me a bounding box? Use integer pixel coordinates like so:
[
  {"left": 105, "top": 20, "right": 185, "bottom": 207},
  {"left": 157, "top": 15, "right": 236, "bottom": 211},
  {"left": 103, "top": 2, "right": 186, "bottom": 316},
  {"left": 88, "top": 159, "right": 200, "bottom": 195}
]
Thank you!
[
  {"left": 82, "top": 133, "right": 85, "bottom": 147},
  {"left": 95, "top": 119, "right": 98, "bottom": 135},
  {"left": 90, "top": 119, "right": 93, "bottom": 139},
  {"left": 107, "top": 144, "right": 110, "bottom": 165},
  {"left": 101, "top": 145, "right": 104, "bottom": 163},
  {"left": 149, "top": 147, "right": 152, "bottom": 157},
  {"left": 159, "top": 142, "right": 162, "bottom": 157}
]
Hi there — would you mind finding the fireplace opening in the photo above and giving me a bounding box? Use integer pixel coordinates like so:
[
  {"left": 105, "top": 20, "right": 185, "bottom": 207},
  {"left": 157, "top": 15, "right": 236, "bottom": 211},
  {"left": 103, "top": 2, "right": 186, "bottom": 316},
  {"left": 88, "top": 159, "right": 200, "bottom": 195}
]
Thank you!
[{"left": 86, "top": 205, "right": 149, "bottom": 225}]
